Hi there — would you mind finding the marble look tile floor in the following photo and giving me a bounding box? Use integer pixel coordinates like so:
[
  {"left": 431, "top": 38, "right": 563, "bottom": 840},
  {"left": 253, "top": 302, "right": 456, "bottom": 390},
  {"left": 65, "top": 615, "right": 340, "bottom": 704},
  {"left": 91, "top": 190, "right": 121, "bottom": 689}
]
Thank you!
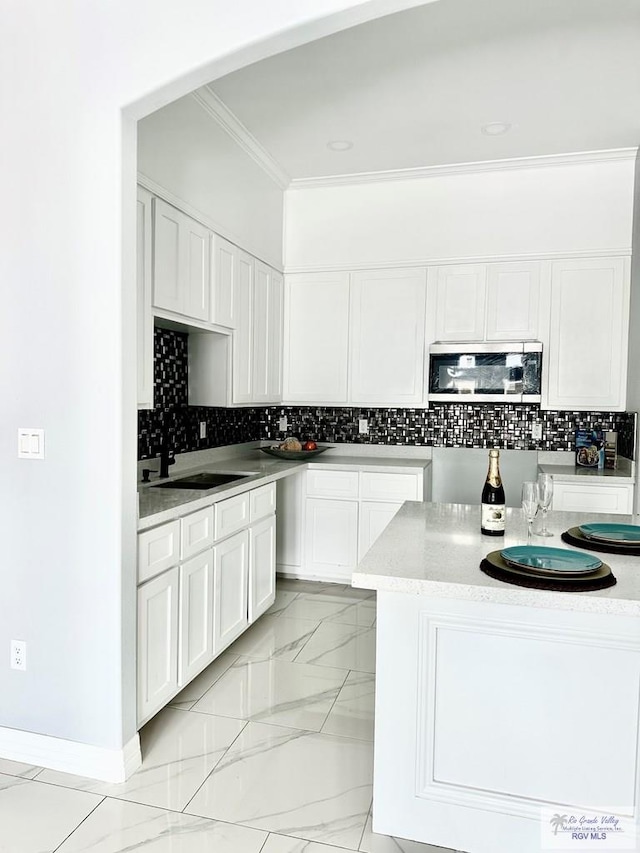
[{"left": 0, "top": 580, "right": 455, "bottom": 853}]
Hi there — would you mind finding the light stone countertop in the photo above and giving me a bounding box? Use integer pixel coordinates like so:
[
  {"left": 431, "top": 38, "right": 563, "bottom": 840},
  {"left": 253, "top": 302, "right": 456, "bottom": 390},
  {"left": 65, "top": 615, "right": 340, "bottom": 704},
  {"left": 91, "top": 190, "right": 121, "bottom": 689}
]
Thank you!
[
  {"left": 352, "top": 501, "right": 640, "bottom": 616},
  {"left": 539, "top": 455, "right": 634, "bottom": 485},
  {"left": 137, "top": 447, "right": 431, "bottom": 531}
]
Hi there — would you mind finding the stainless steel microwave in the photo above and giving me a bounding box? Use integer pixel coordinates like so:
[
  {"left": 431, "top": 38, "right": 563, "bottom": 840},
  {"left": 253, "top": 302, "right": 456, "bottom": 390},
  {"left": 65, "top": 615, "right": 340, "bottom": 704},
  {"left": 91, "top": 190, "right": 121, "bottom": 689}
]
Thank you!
[{"left": 428, "top": 342, "right": 542, "bottom": 403}]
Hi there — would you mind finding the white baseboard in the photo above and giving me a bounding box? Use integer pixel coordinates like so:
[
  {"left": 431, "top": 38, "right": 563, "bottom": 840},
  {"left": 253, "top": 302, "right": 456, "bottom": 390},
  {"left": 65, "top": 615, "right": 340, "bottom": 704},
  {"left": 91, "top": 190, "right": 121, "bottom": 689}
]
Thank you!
[{"left": 0, "top": 726, "right": 142, "bottom": 783}]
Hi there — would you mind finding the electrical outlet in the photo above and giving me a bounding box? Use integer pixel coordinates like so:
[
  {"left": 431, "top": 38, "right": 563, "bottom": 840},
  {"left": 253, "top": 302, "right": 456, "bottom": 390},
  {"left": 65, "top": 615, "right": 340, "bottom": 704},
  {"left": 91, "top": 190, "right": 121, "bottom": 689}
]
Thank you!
[
  {"left": 531, "top": 422, "right": 543, "bottom": 440},
  {"left": 18, "top": 428, "right": 45, "bottom": 459},
  {"left": 199, "top": 421, "right": 207, "bottom": 439},
  {"left": 278, "top": 416, "right": 288, "bottom": 432},
  {"left": 358, "top": 418, "right": 369, "bottom": 435},
  {"left": 11, "top": 640, "right": 26, "bottom": 671}
]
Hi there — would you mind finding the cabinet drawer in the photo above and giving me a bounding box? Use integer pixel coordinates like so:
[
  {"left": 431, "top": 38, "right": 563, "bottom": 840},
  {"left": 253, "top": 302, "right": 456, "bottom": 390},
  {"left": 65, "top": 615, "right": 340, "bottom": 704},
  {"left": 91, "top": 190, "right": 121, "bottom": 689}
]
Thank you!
[
  {"left": 215, "top": 492, "right": 250, "bottom": 540},
  {"left": 306, "top": 469, "right": 359, "bottom": 499},
  {"left": 360, "top": 471, "right": 421, "bottom": 502},
  {"left": 181, "top": 507, "right": 214, "bottom": 560},
  {"left": 552, "top": 483, "right": 633, "bottom": 515},
  {"left": 250, "top": 482, "right": 276, "bottom": 522},
  {"left": 138, "top": 520, "right": 180, "bottom": 583}
]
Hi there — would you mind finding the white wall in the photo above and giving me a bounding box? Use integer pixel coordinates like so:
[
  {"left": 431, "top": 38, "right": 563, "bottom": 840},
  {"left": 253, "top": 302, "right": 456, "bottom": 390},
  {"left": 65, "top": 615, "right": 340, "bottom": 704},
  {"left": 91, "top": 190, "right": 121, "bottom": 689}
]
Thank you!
[
  {"left": 284, "top": 157, "right": 635, "bottom": 270},
  {"left": 0, "top": 0, "right": 426, "bottom": 770},
  {"left": 138, "top": 93, "right": 284, "bottom": 269}
]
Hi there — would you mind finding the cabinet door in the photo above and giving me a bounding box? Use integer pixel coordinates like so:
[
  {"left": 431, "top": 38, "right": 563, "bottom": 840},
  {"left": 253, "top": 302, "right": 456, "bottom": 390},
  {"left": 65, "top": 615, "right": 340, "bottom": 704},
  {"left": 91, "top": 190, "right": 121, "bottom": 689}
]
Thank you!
[
  {"left": 137, "top": 567, "right": 179, "bottom": 726},
  {"left": 232, "top": 250, "right": 254, "bottom": 403},
  {"left": 252, "top": 260, "right": 271, "bottom": 402},
  {"left": 268, "top": 269, "right": 283, "bottom": 401},
  {"left": 486, "top": 261, "right": 540, "bottom": 341},
  {"left": 211, "top": 234, "right": 236, "bottom": 328},
  {"left": 153, "top": 198, "right": 182, "bottom": 314},
  {"left": 178, "top": 551, "right": 214, "bottom": 686},
  {"left": 544, "top": 258, "right": 629, "bottom": 411},
  {"left": 136, "top": 187, "right": 154, "bottom": 410},
  {"left": 183, "top": 216, "right": 210, "bottom": 322},
  {"left": 359, "top": 501, "right": 402, "bottom": 561},
  {"left": 304, "top": 498, "right": 358, "bottom": 581},
  {"left": 284, "top": 272, "right": 350, "bottom": 403},
  {"left": 435, "top": 265, "right": 486, "bottom": 342},
  {"left": 552, "top": 483, "right": 633, "bottom": 515},
  {"left": 350, "top": 269, "right": 426, "bottom": 404},
  {"left": 249, "top": 515, "right": 276, "bottom": 623},
  {"left": 213, "top": 529, "right": 249, "bottom": 653}
]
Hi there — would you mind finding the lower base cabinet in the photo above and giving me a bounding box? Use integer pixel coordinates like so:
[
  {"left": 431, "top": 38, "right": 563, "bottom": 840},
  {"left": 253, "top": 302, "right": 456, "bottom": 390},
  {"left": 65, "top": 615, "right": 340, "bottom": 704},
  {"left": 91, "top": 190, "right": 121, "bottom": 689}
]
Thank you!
[
  {"left": 137, "top": 484, "right": 276, "bottom": 728},
  {"left": 249, "top": 515, "right": 277, "bottom": 622},
  {"left": 213, "top": 529, "right": 249, "bottom": 653},
  {"left": 137, "top": 567, "right": 179, "bottom": 725},
  {"left": 305, "top": 497, "right": 359, "bottom": 581},
  {"left": 179, "top": 551, "right": 214, "bottom": 687},
  {"left": 551, "top": 481, "right": 634, "bottom": 515},
  {"left": 359, "top": 501, "right": 403, "bottom": 559}
]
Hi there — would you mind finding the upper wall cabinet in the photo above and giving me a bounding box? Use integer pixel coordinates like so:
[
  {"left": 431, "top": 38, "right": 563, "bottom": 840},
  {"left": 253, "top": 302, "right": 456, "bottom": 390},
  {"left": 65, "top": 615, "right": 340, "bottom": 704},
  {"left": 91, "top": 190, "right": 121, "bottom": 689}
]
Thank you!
[
  {"left": 284, "top": 272, "right": 350, "bottom": 404},
  {"left": 432, "top": 261, "right": 541, "bottom": 342},
  {"left": 543, "top": 257, "right": 629, "bottom": 411},
  {"left": 233, "top": 255, "right": 282, "bottom": 405},
  {"left": 211, "top": 234, "right": 237, "bottom": 329},
  {"left": 252, "top": 261, "right": 283, "bottom": 404},
  {"left": 152, "top": 198, "right": 210, "bottom": 322},
  {"left": 284, "top": 269, "right": 427, "bottom": 406},
  {"left": 136, "top": 187, "right": 154, "bottom": 410},
  {"left": 350, "top": 269, "right": 426, "bottom": 405}
]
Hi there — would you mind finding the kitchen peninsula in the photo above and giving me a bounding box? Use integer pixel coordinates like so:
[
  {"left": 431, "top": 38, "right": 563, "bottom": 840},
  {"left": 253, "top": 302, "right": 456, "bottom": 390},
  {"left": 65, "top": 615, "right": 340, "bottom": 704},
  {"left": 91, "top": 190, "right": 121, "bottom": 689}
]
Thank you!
[{"left": 353, "top": 502, "right": 640, "bottom": 853}]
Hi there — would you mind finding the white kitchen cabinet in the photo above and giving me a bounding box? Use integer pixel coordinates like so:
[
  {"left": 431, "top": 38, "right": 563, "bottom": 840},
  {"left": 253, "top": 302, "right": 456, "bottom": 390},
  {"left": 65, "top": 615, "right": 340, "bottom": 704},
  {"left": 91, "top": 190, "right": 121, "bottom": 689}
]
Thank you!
[
  {"left": 552, "top": 482, "right": 633, "bottom": 515},
  {"left": 213, "top": 529, "right": 250, "bottom": 653},
  {"left": 137, "top": 567, "right": 179, "bottom": 726},
  {"left": 250, "top": 482, "right": 277, "bottom": 522},
  {"left": 350, "top": 269, "right": 426, "bottom": 405},
  {"left": 543, "top": 257, "right": 629, "bottom": 411},
  {"left": 178, "top": 550, "right": 214, "bottom": 686},
  {"left": 284, "top": 272, "right": 350, "bottom": 403},
  {"left": 305, "top": 497, "right": 359, "bottom": 581},
  {"left": 211, "top": 233, "right": 236, "bottom": 328},
  {"left": 137, "top": 519, "right": 180, "bottom": 584},
  {"left": 232, "top": 249, "right": 254, "bottom": 403},
  {"left": 434, "top": 264, "right": 487, "bottom": 342},
  {"left": 249, "top": 515, "right": 276, "bottom": 622},
  {"left": 232, "top": 253, "right": 282, "bottom": 405},
  {"left": 152, "top": 198, "right": 210, "bottom": 322},
  {"left": 215, "top": 492, "right": 250, "bottom": 540},
  {"left": 136, "top": 187, "right": 154, "bottom": 410},
  {"left": 485, "top": 261, "right": 540, "bottom": 341},
  {"left": 288, "top": 467, "right": 426, "bottom": 582},
  {"left": 359, "top": 501, "right": 402, "bottom": 560},
  {"left": 181, "top": 506, "right": 214, "bottom": 560},
  {"left": 432, "top": 261, "right": 541, "bottom": 343},
  {"left": 252, "top": 261, "right": 283, "bottom": 403}
]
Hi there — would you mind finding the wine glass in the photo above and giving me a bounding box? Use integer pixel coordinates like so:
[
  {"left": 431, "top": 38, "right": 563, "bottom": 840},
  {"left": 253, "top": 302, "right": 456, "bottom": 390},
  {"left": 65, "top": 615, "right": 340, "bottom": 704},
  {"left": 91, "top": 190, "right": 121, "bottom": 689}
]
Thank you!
[
  {"left": 535, "top": 473, "right": 554, "bottom": 537},
  {"left": 521, "top": 482, "right": 538, "bottom": 544}
]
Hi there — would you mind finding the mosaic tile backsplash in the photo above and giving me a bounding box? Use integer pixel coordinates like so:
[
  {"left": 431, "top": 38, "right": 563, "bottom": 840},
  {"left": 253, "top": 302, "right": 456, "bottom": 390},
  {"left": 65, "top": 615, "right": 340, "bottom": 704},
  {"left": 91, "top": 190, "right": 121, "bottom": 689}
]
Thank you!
[{"left": 138, "top": 329, "right": 636, "bottom": 461}]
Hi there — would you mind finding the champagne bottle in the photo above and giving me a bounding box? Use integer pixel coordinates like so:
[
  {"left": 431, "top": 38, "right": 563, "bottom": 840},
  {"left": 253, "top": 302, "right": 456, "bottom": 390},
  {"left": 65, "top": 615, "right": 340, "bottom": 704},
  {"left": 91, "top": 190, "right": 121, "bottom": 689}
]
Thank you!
[{"left": 481, "top": 449, "right": 506, "bottom": 536}]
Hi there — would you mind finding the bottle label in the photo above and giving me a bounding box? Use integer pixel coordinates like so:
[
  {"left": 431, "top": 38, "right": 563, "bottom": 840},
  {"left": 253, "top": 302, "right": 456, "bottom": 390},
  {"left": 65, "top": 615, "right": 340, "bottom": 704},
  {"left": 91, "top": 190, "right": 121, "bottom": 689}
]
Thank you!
[{"left": 482, "top": 503, "right": 506, "bottom": 531}]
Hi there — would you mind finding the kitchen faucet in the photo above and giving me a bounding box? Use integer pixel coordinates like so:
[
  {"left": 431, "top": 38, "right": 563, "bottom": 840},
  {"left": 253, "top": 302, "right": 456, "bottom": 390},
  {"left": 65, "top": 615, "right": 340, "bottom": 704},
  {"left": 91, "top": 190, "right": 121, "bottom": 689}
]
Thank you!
[{"left": 141, "top": 423, "right": 176, "bottom": 481}]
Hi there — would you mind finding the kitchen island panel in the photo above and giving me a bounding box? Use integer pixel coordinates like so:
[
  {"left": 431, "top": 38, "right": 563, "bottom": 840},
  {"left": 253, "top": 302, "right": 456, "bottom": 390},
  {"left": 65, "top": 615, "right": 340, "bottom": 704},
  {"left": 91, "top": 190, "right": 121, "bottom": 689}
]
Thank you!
[{"left": 374, "top": 590, "right": 640, "bottom": 853}]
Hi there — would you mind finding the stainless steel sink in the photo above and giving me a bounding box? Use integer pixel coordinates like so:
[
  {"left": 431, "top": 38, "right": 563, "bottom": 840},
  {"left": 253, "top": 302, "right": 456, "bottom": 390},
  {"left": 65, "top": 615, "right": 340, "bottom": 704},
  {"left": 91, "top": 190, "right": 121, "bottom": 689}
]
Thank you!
[{"left": 151, "top": 472, "right": 252, "bottom": 490}]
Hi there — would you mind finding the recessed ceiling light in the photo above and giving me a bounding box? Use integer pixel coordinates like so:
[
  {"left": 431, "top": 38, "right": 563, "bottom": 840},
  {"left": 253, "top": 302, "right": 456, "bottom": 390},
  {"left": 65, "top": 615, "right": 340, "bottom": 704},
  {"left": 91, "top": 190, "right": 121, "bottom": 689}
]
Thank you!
[
  {"left": 481, "top": 122, "right": 512, "bottom": 136},
  {"left": 327, "top": 140, "right": 353, "bottom": 152}
]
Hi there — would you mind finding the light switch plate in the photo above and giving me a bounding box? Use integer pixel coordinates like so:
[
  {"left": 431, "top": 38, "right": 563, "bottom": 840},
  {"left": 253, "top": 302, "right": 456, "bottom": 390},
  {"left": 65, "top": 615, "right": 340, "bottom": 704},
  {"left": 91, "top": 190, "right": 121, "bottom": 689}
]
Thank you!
[
  {"left": 18, "top": 428, "right": 45, "bottom": 459},
  {"left": 278, "top": 416, "right": 288, "bottom": 432},
  {"left": 358, "top": 419, "right": 369, "bottom": 435}
]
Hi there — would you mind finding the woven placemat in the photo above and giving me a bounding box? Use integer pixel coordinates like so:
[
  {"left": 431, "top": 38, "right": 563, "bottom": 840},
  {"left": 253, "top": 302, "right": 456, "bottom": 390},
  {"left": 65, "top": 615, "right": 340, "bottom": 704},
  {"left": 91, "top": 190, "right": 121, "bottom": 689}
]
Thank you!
[
  {"left": 562, "top": 527, "right": 640, "bottom": 556},
  {"left": 480, "top": 550, "right": 616, "bottom": 592}
]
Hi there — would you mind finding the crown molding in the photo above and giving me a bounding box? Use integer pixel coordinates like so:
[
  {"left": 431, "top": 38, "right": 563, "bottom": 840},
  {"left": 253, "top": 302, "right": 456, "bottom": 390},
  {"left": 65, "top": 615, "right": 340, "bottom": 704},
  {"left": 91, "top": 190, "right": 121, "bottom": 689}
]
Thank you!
[
  {"left": 284, "top": 248, "right": 632, "bottom": 275},
  {"left": 192, "top": 86, "right": 291, "bottom": 190},
  {"left": 287, "top": 148, "right": 638, "bottom": 191}
]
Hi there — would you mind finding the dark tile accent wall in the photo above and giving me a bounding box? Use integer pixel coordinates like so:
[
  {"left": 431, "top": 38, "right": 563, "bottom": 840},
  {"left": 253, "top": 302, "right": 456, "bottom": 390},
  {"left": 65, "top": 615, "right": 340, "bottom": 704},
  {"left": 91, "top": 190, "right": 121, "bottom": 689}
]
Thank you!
[{"left": 138, "top": 329, "right": 637, "bottom": 461}]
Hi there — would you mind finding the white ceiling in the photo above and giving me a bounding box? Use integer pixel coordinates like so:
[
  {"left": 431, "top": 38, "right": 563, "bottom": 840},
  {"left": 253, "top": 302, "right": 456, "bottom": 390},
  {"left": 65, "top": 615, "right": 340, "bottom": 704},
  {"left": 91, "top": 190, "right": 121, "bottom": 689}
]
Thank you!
[{"left": 208, "top": 0, "right": 640, "bottom": 181}]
